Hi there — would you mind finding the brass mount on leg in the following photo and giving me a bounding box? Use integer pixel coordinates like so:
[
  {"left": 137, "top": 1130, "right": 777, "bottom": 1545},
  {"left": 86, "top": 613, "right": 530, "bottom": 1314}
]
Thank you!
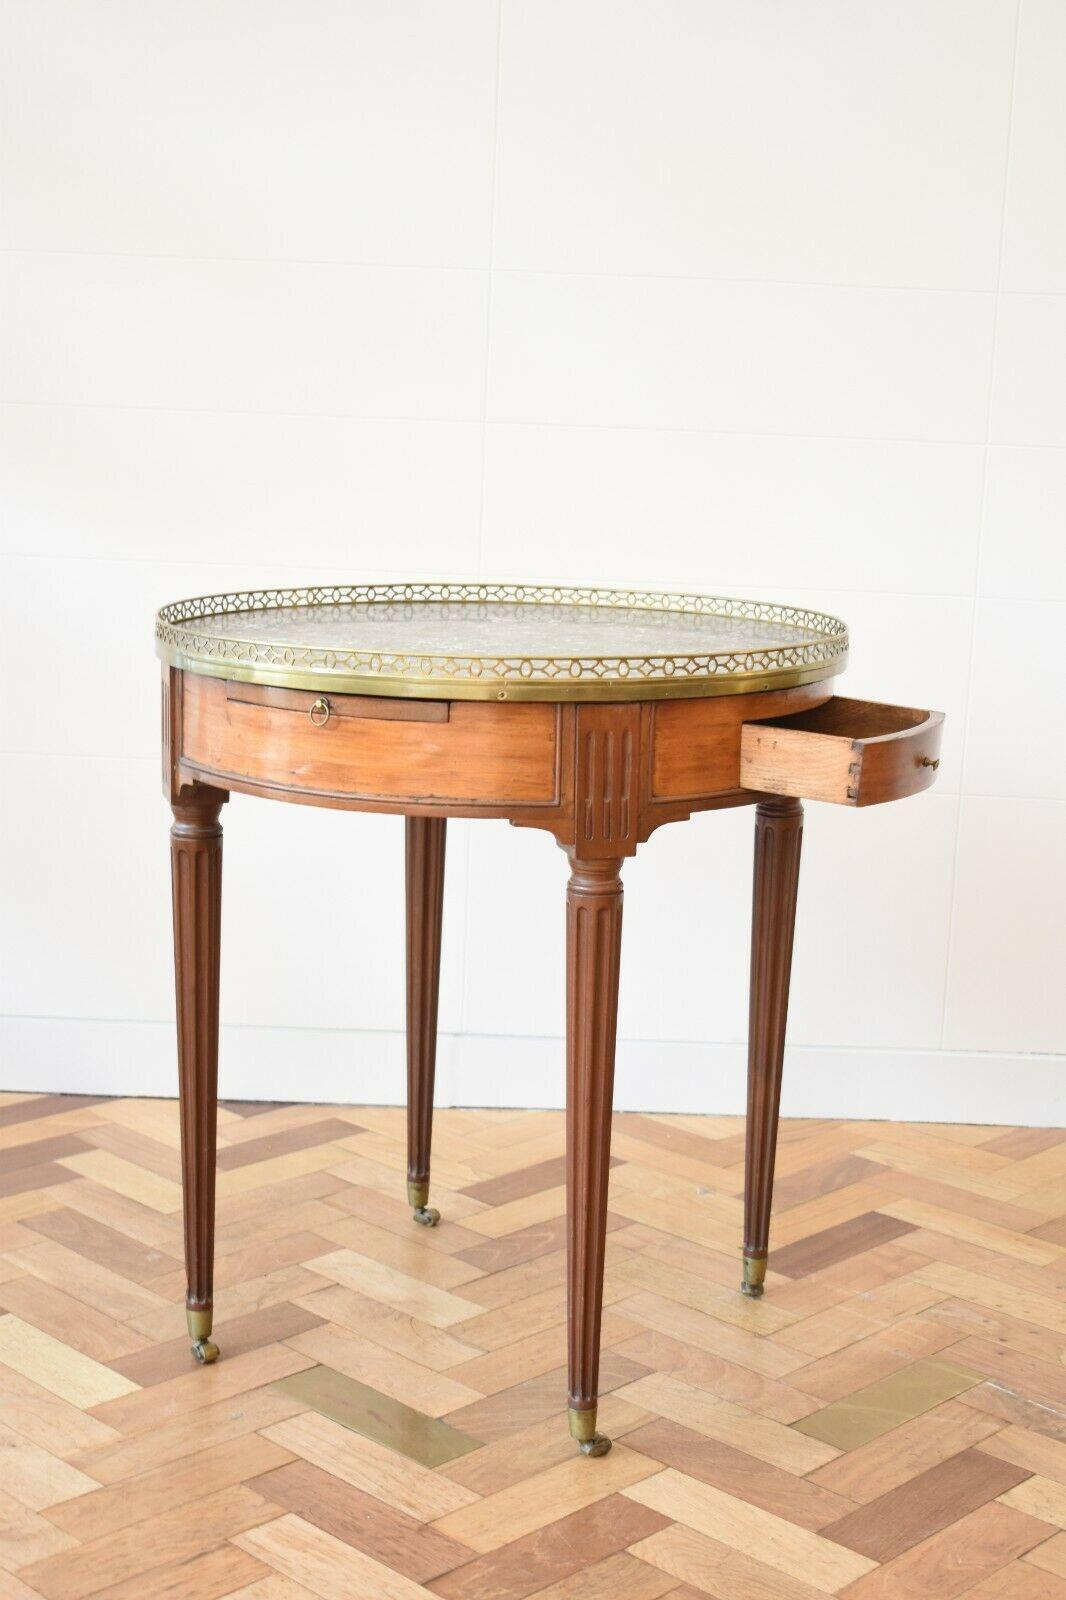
[{"left": 740, "top": 1252, "right": 767, "bottom": 1298}]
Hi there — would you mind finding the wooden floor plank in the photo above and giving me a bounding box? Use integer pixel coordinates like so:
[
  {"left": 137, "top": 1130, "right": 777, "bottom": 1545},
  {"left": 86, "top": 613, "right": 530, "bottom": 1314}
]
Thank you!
[
  {"left": 18, "top": 1484, "right": 279, "bottom": 1600},
  {"left": 44, "top": 1434, "right": 292, "bottom": 1541},
  {"left": 106, "top": 1300, "right": 325, "bottom": 1387},
  {"left": 430, "top": 1445, "right": 659, "bottom": 1554},
  {"left": 72, "top": 1385, "right": 306, "bottom": 1485},
  {"left": 427, "top": 1493, "right": 670, "bottom": 1600},
  {"left": 792, "top": 1357, "right": 984, "bottom": 1452},
  {"left": 0, "top": 1317, "right": 138, "bottom": 1409},
  {"left": 820, "top": 1446, "right": 1031, "bottom": 1561},
  {"left": 616, "top": 1371, "right": 838, "bottom": 1472},
  {"left": 234, "top": 1512, "right": 440, "bottom": 1600},
  {"left": 0, "top": 1099, "right": 1062, "bottom": 1600},
  {"left": 629, "top": 1522, "right": 839, "bottom": 1600},
  {"left": 0, "top": 1487, "right": 78, "bottom": 1574},
  {"left": 0, "top": 1423, "right": 97, "bottom": 1513},
  {"left": 86, "top": 1544, "right": 270, "bottom": 1600},
  {"left": 837, "top": 1501, "right": 1055, "bottom": 1599},
  {"left": 245, "top": 1458, "right": 472, "bottom": 1582},
  {"left": 0, "top": 1097, "right": 110, "bottom": 1131},
  {"left": 622, "top": 1417, "right": 858, "bottom": 1530},
  {"left": 260, "top": 1411, "right": 480, "bottom": 1521},
  {"left": 622, "top": 1467, "right": 878, "bottom": 1592},
  {"left": 294, "top": 1283, "right": 484, "bottom": 1370},
  {"left": 0, "top": 1278, "right": 149, "bottom": 1365}
]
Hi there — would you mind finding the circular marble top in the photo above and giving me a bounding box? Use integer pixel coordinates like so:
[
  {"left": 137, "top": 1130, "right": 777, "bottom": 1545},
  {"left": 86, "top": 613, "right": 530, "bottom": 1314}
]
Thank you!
[{"left": 156, "top": 583, "right": 848, "bottom": 702}]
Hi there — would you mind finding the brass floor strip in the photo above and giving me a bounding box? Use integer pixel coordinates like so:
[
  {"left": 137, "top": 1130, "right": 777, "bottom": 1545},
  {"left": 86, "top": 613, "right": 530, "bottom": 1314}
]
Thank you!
[
  {"left": 274, "top": 1364, "right": 483, "bottom": 1469},
  {"left": 791, "top": 1357, "right": 984, "bottom": 1451}
]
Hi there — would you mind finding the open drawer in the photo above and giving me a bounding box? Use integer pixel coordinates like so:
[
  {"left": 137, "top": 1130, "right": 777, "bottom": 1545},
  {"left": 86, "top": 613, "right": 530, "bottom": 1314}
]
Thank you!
[{"left": 740, "top": 696, "right": 944, "bottom": 806}]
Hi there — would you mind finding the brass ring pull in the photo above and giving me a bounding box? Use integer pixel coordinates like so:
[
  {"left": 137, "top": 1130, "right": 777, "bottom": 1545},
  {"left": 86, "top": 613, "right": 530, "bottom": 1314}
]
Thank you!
[
  {"left": 918, "top": 755, "right": 939, "bottom": 770},
  {"left": 309, "top": 697, "right": 331, "bottom": 728}
]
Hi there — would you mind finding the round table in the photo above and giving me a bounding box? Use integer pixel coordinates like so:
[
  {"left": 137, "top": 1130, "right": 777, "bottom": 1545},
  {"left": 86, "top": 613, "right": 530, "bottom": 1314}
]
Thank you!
[{"left": 156, "top": 583, "right": 942, "bottom": 1456}]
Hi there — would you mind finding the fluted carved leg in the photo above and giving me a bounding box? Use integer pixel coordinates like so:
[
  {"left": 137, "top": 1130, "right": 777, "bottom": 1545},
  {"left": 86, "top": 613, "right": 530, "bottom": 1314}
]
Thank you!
[
  {"left": 406, "top": 817, "right": 446, "bottom": 1227},
  {"left": 742, "top": 796, "right": 803, "bottom": 1297},
  {"left": 566, "top": 855, "right": 623, "bottom": 1457},
  {"left": 170, "top": 785, "right": 225, "bottom": 1363}
]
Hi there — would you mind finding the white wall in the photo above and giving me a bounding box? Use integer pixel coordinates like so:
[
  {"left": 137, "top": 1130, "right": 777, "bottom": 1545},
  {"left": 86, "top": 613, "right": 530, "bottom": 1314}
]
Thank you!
[{"left": 2, "top": 0, "right": 1064, "bottom": 1123}]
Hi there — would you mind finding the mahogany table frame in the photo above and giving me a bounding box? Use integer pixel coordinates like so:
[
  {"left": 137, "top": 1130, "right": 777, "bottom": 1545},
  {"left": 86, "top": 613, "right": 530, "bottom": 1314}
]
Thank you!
[{"left": 162, "top": 652, "right": 942, "bottom": 1457}]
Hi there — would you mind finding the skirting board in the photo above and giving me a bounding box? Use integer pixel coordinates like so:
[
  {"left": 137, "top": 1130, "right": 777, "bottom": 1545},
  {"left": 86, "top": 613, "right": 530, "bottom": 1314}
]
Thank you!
[{"left": 3, "top": 1016, "right": 1064, "bottom": 1127}]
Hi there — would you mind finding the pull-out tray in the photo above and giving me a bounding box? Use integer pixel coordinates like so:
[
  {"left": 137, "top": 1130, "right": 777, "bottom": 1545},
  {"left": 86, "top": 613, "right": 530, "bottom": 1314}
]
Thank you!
[{"left": 740, "top": 696, "right": 944, "bottom": 806}]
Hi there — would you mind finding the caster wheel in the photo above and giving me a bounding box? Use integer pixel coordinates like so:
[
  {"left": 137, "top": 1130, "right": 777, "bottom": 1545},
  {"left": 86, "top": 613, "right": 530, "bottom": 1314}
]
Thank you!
[
  {"left": 579, "top": 1434, "right": 612, "bottom": 1458},
  {"left": 192, "top": 1338, "right": 219, "bottom": 1364},
  {"left": 739, "top": 1280, "right": 764, "bottom": 1298},
  {"left": 413, "top": 1206, "right": 440, "bottom": 1227}
]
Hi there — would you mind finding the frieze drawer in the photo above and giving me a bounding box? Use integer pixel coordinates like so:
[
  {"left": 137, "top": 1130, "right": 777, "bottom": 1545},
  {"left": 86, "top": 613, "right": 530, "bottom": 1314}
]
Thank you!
[{"left": 739, "top": 696, "right": 944, "bottom": 806}]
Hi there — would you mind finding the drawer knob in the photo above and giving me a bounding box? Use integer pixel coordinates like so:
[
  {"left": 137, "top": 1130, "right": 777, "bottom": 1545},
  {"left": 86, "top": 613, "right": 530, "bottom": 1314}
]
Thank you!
[
  {"left": 309, "top": 697, "right": 331, "bottom": 728},
  {"left": 918, "top": 755, "right": 939, "bottom": 770}
]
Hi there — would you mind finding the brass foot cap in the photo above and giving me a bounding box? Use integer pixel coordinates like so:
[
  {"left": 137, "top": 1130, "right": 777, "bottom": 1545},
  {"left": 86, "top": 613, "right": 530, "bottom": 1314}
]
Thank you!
[
  {"left": 740, "top": 1254, "right": 767, "bottom": 1298},
  {"left": 186, "top": 1305, "right": 213, "bottom": 1339},
  {"left": 192, "top": 1339, "right": 219, "bottom": 1364},
  {"left": 414, "top": 1206, "right": 440, "bottom": 1227},
  {"left": 407, "top": 1178, "right": 430, "bottom": 1211}
]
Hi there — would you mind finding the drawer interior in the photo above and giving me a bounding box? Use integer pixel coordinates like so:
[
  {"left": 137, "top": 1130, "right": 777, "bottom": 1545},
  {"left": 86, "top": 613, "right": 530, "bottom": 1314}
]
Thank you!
[
  {"left": 740, "top": 695, "right": 943, "bottom": 807},
  {"left": 750, "top": 698, "right": 930, "bottom": 741}
]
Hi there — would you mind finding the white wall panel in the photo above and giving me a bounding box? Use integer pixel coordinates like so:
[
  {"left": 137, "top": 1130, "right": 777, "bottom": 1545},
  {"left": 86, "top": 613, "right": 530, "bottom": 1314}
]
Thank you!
[
  {"left": 2, "top": 405, "right": 484, "bottom": 569},
  {"left": 990, "top": 294, "right": 1066, "bottom": 446},
  {"left": 944, "top": 797, "right": 1066, "bottom": 1055},
  {"left": 494, "top": 0, "right": 1015, "bottom": 288},
  {"left": 1000, "top": 0, "right": 1066, "bottom": 293},
  {"left": 979, "top": 446, "right": 1066, "bottom": 602},
  {"left": 487, "top": 273, "right": 994, "bottom": 441},
  {"left": 2, "top": 0, "right": 499, "bottom": 266},
  {"left": 4, "top": 254, "right": 488, "bottom": 418},
  {"left": 963, "top": 598, "right": 1066, "bottom": 801},
  {"left": 481, "top": 426, "right": 984, "bottom": 596},
  {"left": 2, "top": 0, "right": 1062, "bottom": 1118}
]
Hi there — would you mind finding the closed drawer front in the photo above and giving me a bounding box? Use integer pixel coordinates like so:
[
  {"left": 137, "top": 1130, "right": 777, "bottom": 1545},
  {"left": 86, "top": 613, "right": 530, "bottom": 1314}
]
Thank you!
[
  {"left": 739, "top": 696, "right": 944, "bottom": 806},
  {"left": 181, "top": 674, "right": 560, "bottom": 805}
]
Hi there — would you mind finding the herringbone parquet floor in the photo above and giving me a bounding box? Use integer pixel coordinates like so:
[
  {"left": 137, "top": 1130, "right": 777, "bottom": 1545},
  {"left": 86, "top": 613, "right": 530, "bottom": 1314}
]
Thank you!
[{"left": 2, "top": 1095, "right": 1066, "bottom": 1599}]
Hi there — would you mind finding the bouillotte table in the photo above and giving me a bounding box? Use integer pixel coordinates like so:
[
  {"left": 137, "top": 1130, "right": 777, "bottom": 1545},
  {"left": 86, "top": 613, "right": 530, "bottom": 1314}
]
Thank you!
[{"left": 156, "top": 582, "right": 942, "bottom": 1457}]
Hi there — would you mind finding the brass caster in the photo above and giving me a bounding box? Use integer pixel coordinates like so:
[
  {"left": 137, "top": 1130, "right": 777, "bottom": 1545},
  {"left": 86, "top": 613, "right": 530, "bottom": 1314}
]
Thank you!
[
  {"left": 408, "top": 1179, "right": 439, "bottom": 1226},
  {"left": 569, "top": 1404, "right": 611, "bottom": 1457},
  {"left": 187, "top": 1306, "right": 218, "bottom": 1364},
  {"left": 740, "top": 1253, "right": 767, "bottom": 1298},
  {"left": 578, "top": 1434, "right": 612, "bottom": 1457}
]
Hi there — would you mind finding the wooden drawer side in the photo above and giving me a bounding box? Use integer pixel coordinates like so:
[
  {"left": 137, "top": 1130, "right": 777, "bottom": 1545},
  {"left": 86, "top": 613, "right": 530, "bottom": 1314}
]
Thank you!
[
  {"left": 739, "top": 696, "right": 944, "bottom": 807},
  {"left": 650, "top": 681, "right": 833, "bottom": 800}
]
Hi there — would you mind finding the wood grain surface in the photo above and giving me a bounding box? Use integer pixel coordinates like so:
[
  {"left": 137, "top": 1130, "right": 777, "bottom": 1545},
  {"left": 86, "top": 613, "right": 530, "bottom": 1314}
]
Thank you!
[{"left": 0, "top": 1093, "right": 1063, "bottom": 1597}]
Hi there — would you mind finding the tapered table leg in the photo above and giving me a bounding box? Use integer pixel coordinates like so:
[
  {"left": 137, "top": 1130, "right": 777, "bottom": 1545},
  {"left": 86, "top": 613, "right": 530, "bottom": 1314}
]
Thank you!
[
  {"left": 566, "top": 855, "right": 623, "bottom": 1457},
  {"left": 742, "top": 796, "right": 803, "bottom": 1297},
  {"left": 170, "top": 785, "right": 225, "bottom": 1363},
  {"left": 406, "top": 816, "right": 446, "bottom": 1227}
]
